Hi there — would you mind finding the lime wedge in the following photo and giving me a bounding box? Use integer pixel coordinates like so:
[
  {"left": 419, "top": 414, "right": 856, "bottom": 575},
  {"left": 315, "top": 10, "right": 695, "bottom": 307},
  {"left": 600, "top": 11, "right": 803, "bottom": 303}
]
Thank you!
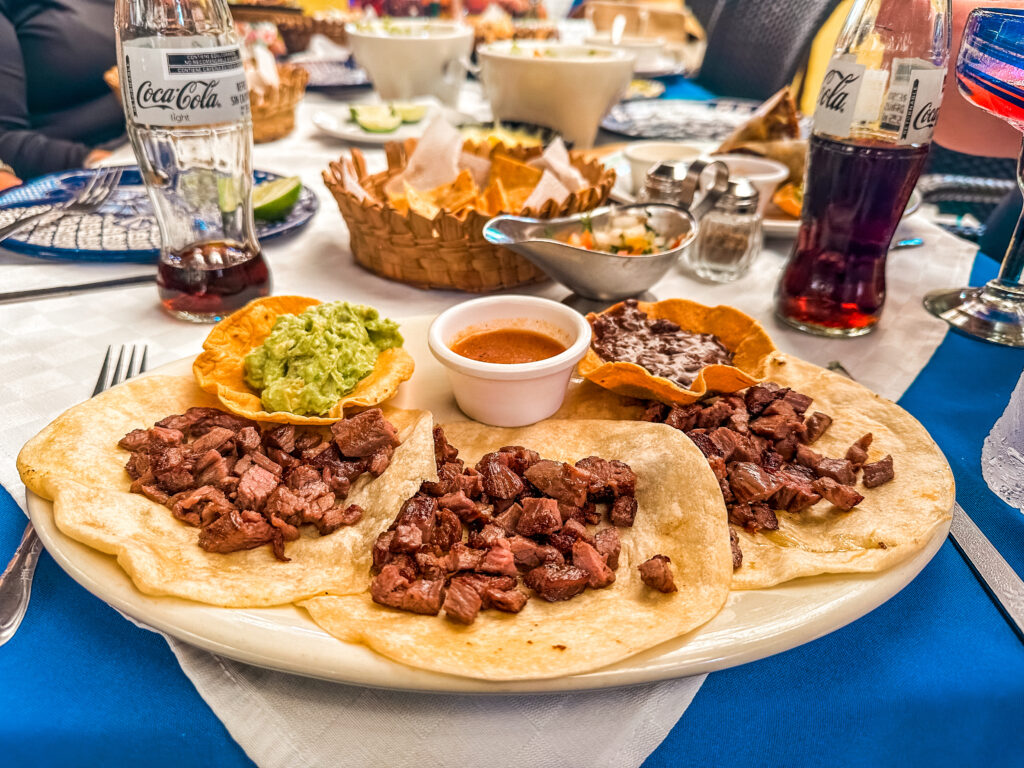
[
  {"left": 392, "top": 102, "right": 428, "bottom": 124},
  {"left": 351, "top": 104, "right": 402, "bottom": 133},
  {"left": 217, "top": 174, "right": 241, "bottom": 213},
  {"left": 253, "top": 176, "right": 302, "bottom": 221}
]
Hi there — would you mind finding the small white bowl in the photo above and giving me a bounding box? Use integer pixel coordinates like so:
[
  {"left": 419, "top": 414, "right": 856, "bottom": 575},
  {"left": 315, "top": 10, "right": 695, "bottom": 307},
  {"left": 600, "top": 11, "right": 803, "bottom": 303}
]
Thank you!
[
  {"left": 428, "top": 296, "right": 592, "bottom": 427},
  {"left": 624, "top": 141, "right": 704, "bottom": 194},
  {"left": 709, "top": 154, "right": 790, "bottom": 216}
]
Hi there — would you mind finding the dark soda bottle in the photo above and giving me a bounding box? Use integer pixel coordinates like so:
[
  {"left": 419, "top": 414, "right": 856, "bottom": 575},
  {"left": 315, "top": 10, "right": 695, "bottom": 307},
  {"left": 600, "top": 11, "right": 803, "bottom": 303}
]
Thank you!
[
  {"left": 157, "top": 240, "right": 271, "bottom": 322},
  {"left": 775, "top": 0, "right": 950, "bottom": 337}
]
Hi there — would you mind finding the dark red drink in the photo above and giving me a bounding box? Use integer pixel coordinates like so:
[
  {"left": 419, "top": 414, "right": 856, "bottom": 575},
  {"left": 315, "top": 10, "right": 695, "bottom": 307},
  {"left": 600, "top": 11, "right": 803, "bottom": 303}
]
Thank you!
[
  {"left": 775, "top": 135, "right": 929, "bottom": 336},
  {"left": 157, "top": 240, "right": 271, "bottom": 322}
]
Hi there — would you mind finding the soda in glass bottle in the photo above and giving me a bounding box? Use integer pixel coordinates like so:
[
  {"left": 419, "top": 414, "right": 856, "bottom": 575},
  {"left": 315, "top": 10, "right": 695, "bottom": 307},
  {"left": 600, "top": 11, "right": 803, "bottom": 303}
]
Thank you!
[
  {"left": 775, "top": 0, "right": 950, "bottom": 337},
  {"left": 115, "top": 0, "right": 271, "bottom": 323}
]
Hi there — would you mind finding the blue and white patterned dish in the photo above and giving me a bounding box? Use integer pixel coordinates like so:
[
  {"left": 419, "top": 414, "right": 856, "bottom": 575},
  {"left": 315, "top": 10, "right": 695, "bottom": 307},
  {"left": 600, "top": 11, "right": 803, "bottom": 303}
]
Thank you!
[
  {"left": 601, "top": 98, "right": 760, "bottom": 142},
  {"left": 294, "top": 58, "right": 371, "bottom": 90},
  {"left": 0, "top": 167, "right": 319, "bottom": 263}
]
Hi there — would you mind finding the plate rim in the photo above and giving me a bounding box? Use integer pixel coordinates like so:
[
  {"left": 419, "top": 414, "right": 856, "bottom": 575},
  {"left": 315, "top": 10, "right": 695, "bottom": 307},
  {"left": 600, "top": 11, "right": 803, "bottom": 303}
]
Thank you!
[{"left": 24, "top": 324, "right": 953, "bottom": 693}]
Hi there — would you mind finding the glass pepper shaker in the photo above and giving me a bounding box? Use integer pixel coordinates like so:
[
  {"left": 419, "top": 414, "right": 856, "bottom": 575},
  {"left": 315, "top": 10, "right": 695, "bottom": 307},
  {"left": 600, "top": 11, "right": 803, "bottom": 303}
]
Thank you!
[{"left": 689, "top": 178, "right": 762, "bottom": 283}]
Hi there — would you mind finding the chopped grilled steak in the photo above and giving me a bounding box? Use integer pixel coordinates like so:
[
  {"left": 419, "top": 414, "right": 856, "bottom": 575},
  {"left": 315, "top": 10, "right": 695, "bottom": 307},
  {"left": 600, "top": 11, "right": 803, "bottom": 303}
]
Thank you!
[
  {"left": 433, "top": 426, "right": 460, "bottom": 465},
  {"left": 572, "top": 541, "right": 616, "bottom": 589},
  {"left": 728, "top": 462, "right": 785, "bottom": 504},
  {"left": 845, "top": 433, "right": 873, "bottom": 467},
  {"left": 370, "top": 566, "right": 444, "bottom": 615},
  {"left": 198, "top": 509, "right": 276, "bottom": 555},
  {"left": 524, "top": 563, "right": 589, "bottom": 602},
  {"left": 574, "top": 456, "right": 637, "bottom": 499},
  {"left": 638, "top": 555, "right": 677, "bottom": 593},
  {"left": 492, "top": 502, "right": 524, "bottom": 533},
  {"left": 509, "top": 535, "right": 564, "bottom": 570},
  {"left": 476, "top": 453, "right": 525, "bottom": 499},
  {"left": 331, "top": 408, "right": 400, "bottom": 458},
  {"left": 862, "top": 455, "right": 894, "bottom": 488},
  {"left": 430, "top": 508, "right": 462, "bottom": 550},
  {"left": 317, "top": 503, "right": 363, "bottom": 535},
  {"left": 610, "top": 495, "right": 638, "bottom": 527},
  {"left": 729, "top": 528, "right": 743, "bottom": 569},
  {"left": 794, "top": 443, "right": 823, "bottom": 470},
  {"left": 468, "top": 523, "right": 507, "bottom": 550},
  {"left": 665, "top": 403, "right": 701, "bottom": 431},
  {"left": 811, "top": 477, "right": 864, "bottom": 511},
  {"left": 523, "top": 460, "right": 591, "bottom": 507},
  {"left": 744, "top": 383, "right": 787, "bottom": 416},
  {"left": 496, "top": 445, "right": 541, "bottom": 475},
  {"left": 516, "top": 497, "right": 562, "bottom": 536},
  {"left": 483, "top": 586, "right": 529, "bottom": 613},
  {"left": 709, "top": 427, "right": 759, "bottom": 463},
  {"left": 594, "top": 527, "right": 621, "bottom": 570},
  {"left": 548, "top": 518, "right": 596, "bottom": 556},
  {"left": 479, "top": 538, "right": 519, "bottom": 577},
  {"left": 815, "top": 458, "right": 857, "bottom": 486},
  {"left": 443, "top": 576, "right": 482, "bottom": 624},
  {"left": 729, "top": 502, "right": 779, "bottom": 532},
  {"left": 803, "top": 412, "right": 832, "bottom": 443}
]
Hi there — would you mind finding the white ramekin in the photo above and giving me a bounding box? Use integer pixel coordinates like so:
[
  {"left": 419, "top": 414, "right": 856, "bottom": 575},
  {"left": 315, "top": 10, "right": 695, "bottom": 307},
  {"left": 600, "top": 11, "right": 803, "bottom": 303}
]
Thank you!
[{"left": 428, "top": 296, "right": 592, "bottom": 427}]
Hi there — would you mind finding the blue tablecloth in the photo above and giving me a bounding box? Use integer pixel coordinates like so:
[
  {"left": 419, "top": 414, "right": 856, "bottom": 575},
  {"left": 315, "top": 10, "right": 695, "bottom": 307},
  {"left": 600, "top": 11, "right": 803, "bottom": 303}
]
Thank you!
[{"left": 2, "top": 242, "right": 1023, "bottom": 767}]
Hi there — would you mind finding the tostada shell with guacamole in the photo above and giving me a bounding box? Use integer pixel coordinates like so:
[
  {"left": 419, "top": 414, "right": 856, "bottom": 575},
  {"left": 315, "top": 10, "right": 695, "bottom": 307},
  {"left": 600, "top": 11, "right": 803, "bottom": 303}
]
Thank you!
[
  {"left": 577, "top": 298, "right": 777, "bottom": 406},
  {"left": 193, "top": 295, "right": 415, "bottom": 425}
]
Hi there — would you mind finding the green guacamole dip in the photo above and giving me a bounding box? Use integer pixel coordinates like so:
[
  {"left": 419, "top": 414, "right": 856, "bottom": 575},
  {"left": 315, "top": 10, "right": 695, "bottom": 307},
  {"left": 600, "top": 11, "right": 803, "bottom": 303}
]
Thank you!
[{"left": 243, "top": 301, "right": 403, "bottom": 416}]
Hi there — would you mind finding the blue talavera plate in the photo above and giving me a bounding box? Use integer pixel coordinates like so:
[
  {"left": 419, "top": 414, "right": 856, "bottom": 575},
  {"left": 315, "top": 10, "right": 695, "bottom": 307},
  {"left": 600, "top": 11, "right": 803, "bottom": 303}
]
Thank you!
[{"left": 0, "top": 166, "right": 319, "bottom": 263}]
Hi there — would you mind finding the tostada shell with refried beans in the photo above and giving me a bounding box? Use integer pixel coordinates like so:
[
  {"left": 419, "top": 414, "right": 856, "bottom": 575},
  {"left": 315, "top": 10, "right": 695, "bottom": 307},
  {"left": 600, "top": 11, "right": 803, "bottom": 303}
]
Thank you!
[{"left": 577, "top": 299, "right": 777, "bottom": 406}]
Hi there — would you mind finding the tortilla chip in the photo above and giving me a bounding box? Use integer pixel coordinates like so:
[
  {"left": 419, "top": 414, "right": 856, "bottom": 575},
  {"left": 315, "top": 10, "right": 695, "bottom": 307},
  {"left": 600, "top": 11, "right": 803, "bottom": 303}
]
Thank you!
[
  {"left": 578, "top": 299, "right": 777, "bottom": 406},
  {"left": 478, "top": 176, "right": 510, "bottom": 216},
  {"left": 16, "top": 375, "right": 438, "bottom": 607},
  {"left": 506, "top": 185, "right": 535, "bottom": 213},
  {"left": 192, "top": 296, "right": 415, "bottom": 425},
  {"left": 489, "top": 154, "right": 543, "bottom": 190},
  {"left": 404, "top": 182, "right": 441, "bottom": 220},
  {"left": 557, "top": 353, "right": 955, "bottom": 589},
  {"left": 427, "top": 169, "right": 478, "bottom": 212},
  {"left": 300, "top": 419, "right": 732, "bottom": 680}
]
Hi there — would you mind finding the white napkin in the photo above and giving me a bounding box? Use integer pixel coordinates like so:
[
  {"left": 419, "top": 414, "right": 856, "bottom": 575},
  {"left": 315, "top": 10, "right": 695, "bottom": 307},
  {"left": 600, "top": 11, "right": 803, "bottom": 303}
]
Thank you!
[
  {"left": 523, "top": 169, "right": 572, "bottom": 211},
  {"left": 529, "top": 138, "right": 587, "bottom": 192},
  {"left": 384, "top": 116, "right": 463, "bottom": 197},
  {"left": 983, "top": 368, "right": 1024, "bottom": 513}
]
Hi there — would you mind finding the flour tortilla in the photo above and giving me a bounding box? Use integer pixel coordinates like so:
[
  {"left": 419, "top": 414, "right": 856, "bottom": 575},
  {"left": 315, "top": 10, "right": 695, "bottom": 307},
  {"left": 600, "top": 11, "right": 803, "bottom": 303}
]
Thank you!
[
  {"left": 16, "top": 374, "right": 438, "bottom": 607},
  {"left": 556, "top": 353, "right": 954, "bottom": 589},
  {"left": 300, "top": 419, "right": 732, "bottom": 681}
]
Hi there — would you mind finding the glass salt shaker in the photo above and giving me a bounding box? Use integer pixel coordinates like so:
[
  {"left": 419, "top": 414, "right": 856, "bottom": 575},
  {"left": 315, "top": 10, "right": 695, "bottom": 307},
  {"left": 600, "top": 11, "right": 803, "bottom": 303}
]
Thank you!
[
  {"left": 689, "top": 178, "right": 762, "bottom": 283},
  {"left": 637, "top": 161, "right": 689, "bottom": 204}
]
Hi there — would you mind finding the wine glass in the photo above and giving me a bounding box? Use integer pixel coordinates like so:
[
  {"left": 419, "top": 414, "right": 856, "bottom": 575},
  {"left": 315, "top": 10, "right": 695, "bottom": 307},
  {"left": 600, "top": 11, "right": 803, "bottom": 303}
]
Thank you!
[{"left": 924, "top": 8, "right": 1024, "bottom": 347}]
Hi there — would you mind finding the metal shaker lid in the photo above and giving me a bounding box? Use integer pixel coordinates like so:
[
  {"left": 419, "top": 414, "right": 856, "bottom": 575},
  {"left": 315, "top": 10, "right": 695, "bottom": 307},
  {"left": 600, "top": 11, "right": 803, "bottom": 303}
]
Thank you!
[{"left": 717, "top": 178, "right": 760, "bottom": 212}]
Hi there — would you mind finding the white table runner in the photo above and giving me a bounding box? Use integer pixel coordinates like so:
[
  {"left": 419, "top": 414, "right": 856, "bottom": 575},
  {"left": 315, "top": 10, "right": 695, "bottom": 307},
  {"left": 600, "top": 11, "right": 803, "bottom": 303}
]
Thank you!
[{"left": 0, "top": 91, "right": 978, "bottom": 767}]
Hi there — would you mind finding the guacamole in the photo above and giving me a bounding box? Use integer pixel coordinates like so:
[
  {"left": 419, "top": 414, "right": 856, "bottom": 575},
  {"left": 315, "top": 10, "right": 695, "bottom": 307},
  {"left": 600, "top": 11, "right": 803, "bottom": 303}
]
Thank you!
[{"left": 243, "top": 302, "right": 403, "bottom": 416}]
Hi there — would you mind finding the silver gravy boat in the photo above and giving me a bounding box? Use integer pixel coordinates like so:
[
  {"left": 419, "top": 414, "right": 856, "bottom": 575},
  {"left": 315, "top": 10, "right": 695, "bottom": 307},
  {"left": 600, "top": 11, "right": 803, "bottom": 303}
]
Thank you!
[{"left": 482, "top": 159, "right": 729, "bottom": 303}]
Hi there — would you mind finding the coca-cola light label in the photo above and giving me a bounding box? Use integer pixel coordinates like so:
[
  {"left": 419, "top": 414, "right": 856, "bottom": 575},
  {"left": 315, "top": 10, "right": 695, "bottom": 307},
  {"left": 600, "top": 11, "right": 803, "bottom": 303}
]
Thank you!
[
  {"left": 121, "top": 40, "right": 250, "bottom": 127},
  {"left": 813, "top": 57, "right": 866, "bottom": 138},
  {"left": 880, "top": 58, "right": 945, "bottom": 145}
]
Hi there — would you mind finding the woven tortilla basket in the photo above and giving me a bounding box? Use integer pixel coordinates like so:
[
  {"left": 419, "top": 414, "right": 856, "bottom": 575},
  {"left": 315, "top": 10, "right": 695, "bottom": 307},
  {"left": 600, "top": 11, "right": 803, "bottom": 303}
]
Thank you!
[
  {"left": 104, "top": 64, "right": 307, "bottom": 144},
  {"left": 323, "top": 140, "right": 616, "bottom": 292},
  {"left": 277, "top": 16, "right": 349, "bottom": 53}
]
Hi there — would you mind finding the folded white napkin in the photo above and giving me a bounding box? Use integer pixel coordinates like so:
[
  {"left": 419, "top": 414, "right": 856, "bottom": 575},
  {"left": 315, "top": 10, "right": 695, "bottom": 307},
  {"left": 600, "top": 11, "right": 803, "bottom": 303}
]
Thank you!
[{"left": 983, "top": 368, "right": 1024, "bottom": 513}]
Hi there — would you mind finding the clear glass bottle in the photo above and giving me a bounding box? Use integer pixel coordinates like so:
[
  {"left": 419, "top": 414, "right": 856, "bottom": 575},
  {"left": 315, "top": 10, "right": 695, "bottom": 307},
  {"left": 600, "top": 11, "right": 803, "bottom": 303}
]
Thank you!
[
  {"left": 115, "top": 0, "right": 271, "bottom": 323},
  {"left": 775, "top": 0, "right": 950, "bottom": 337},
  {"left": 690, "top": 178, "right": 762, "bottom": 282}
]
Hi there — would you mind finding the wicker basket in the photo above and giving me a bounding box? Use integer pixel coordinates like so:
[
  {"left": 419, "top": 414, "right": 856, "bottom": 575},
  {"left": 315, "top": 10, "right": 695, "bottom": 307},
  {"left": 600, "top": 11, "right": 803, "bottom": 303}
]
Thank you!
[
  {"left": 250, "top": 63, "right": 308, "bottom": 142},
  {"left": 323, "top": 139, "right": 616, "bottom": 293},
  {"left": 277, "top": 16, "right": 350, "bottom": 53},
  {"left": 228, "top": 2, "right": 304, "bottom": 26},
  {"left": 104, "top": 64, "right": 307, "bottom": 144}
]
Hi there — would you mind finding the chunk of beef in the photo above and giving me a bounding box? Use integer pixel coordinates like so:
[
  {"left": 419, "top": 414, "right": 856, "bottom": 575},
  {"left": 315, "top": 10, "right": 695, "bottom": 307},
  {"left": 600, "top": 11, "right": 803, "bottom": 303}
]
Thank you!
[
  {"left": 695, "top": 399, "right": 735, "bottom": 430},
  {"left": 430, "top": 508, "right": 462, "bottom": 551},
  {"left": 436, "top": 490, "right": 478, "bottom": 521},
  {"left": 191, "top": 426, "right": 237, "bottom": 455},
  {"left": 726, "top": 408, "right": 750, "bottom": 434},
  {"left": 558, "top": 500, "right": 600, "bottom": 526},
  {"left": 332, "top": 408, "right": 400, "bottom": 458},
  {"left": 476, "top": 454, "right": 524, "bottom": 500},
  {"left": 479, "top": 538, "right": 518, "bottom": 576},
  {"left": 482, "top": 586, "right": 529, "bottom": 613},
  {"left": 198, "top": 509, "right": 276, "bottom": 555},
  {"left": 456, "top": 471, "right": 484, "bottom": 499},
  {"left": 433, "top": 426, "right": 460, "bottom": 465},
  {"left": 728, "top": 502, "right": 779, "bottom": 532},
  {"left": 664, "top": 403, "right": 702, "bottom": 431},
  {"left": 443, "top": 577, "right": 482, "bottom": 624},
  {"left": 468, "top": 523, "right": 507, "bottom": 550},
  {"left": 728, "top": 462, "right": 785, "bottom": 504},
  {"left": 815, "top": 457, "right": 857, "bottom": 486},
  {"left": 862, "top": 455, "right": 894, "bottom": 488},
  {"left": 638, "top": 555, "right": 677, "bottom": 593},
  {"left": 781, "top": 390, "right": 813, "bottom": 414},
  {"left": 492, "top": 502, "right": 523, "bottom": 534},
  {"left": 262, "top": 424, "right": 295, "bottom": 454},
  {"left": 236, "top": 464, "right": 279, "bottom": 511},
  {"left": 370, "top": 565, "right": 443, "bottom": 615},
  {"left": 811, "top": 477, "right": 864, "bottom": 511},
  {"left": 497, "top": 445, "right": 541, "bottom": 475},
  {"left": 846, "top": 433, "right": 873, "bottom": 467},
  {"left": 390, "top": 495, "right": 437, "bottom": 553},
  {"left": 172, "top": 485, "right": 234, "bottom": 528},
  {"left": 509, "top": 535, "right": 564, "bottom": 570},
  {"left": 594, "top": 527, "right": 621, "bottom": 570},
  {"left": 795, "top": 444, "right": 823, "bottom": 470},
  {"left": 548, "top": 518, "right": 595, "bottom": 555},
  {"left": 523, "top": 460, "right": 591, "bottom": 507},
  {"left": 610, "top": 495, "right": 638, "bottom": 527},
  {"left": 730, "top": 528, "right": 743, "bottom": 569},
  {"left": 686, "top": 430, "right": 722, "bottom": 459},
  {"left": 750, "top": 406, "right": 807, "bottom": 442},
  {"left": 250, "top": 452, "right": 282, "bottom": 477},
  {"left": 574, "top": 456, "right": 637, "bottom": 499},
  {"left": 316, "top": 503, "right": 364, "bottom": 535},
  {"left": 572, "top": 540, "right": 616, "bottom": 588},
  {"left": 803, "top": 412, "right": 832, "bottom": 444},
  {"left": 194, "top": 450, "right": 235, "bottom": 488},
  {"left": 516, "top": 497, "right": 562, "bottom": 536},
  {"left": 131, "top": 479, "right": 169, "bottom": 506},
  {"left": 235, "top": 426, "right": 261, "bottom": 454},
  {"left": 422, "top": 462, "right": 464, "bottom": 498},
  {"left": 642, "top": 401, "right": 669, "bottom": 423},
  {"left": 367, "top": 446, "right": 394, "bottom": 477},
  {"left": 772, "top": 468, "right": 822, "bottom": 513},
  {"left": 156, "top": 407, "right": 256, "bottom": 438},
  {"left": 448, "top": 542, "right": 484, "bottom": 572},
  {"left": 744, "top": 383, "right": 787, "bottom": 415},
  {"left": 524, "top": 563, "right": 589, "bottom": 602},
  {"left": 709, "top": 427, "right": 760, "bottom": 463}
]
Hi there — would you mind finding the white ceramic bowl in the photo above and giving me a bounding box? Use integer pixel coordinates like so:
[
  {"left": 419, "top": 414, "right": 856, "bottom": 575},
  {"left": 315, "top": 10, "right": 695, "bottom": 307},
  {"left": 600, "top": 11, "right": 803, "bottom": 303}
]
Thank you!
[
  {"left": 709, "top": 154, "right": 790, "bottom": 216},
  {"left": 346, "top": 20, "right": 474, "bottom": 106},
  {"left": 624, "top": 141, "right": 705, "bottom": 194},
  {"left": 428, "top": 296, "right": 592, "bottom": 427},
  {"left": 584, "top": 33, "right": 666, "bottom": 72},
  {"left": 477, "top": 42, "right": 635, "bottom": 148}
]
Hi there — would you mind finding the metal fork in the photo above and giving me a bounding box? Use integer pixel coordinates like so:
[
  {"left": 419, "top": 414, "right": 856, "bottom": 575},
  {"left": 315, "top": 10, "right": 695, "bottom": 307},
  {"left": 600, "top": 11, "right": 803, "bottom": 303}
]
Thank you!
[
  {"left": 0, "top": 167, "right": 124, "bottom": 242},
  {"left": 0, "top": 344, "right": 147, "bottom": 647}
]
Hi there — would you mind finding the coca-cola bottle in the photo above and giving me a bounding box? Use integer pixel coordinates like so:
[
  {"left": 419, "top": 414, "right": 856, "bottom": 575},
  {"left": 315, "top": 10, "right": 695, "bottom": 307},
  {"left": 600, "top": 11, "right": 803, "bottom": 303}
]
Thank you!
[
  {"left": 115, "top": 0, "right": 271, "bottom": 323},
  {"left": 775, "top": 0, "right": 950, "bottom": 337}
]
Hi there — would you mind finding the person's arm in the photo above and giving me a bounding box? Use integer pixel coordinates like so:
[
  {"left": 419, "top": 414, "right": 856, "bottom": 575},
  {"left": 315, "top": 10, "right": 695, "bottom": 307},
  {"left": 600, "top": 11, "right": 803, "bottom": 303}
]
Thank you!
[{"left": 0, "top": 12, "right": 92, "bottom": 179}]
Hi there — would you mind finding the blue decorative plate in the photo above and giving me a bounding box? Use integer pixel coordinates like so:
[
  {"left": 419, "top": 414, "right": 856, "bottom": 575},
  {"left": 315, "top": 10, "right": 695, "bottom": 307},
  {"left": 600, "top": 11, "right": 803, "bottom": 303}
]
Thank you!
[
  {"left": 0, "top": 166, "right": 319, "bottom": 263},
  {"left": 294, "top": 58, "right": 371, "bottom": 90},
  {"left": 601, "top": 98, "right": 760, "bottom": 142}
]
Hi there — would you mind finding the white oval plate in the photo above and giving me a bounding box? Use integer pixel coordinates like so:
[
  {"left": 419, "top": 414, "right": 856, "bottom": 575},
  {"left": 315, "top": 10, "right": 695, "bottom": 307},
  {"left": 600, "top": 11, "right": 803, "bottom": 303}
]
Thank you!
[
  {"left": 312, "top": 104, "right": 439, "bottom": 146},
  {"left": 26, "top": 316, "right": 950, "bottom": 693}
]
